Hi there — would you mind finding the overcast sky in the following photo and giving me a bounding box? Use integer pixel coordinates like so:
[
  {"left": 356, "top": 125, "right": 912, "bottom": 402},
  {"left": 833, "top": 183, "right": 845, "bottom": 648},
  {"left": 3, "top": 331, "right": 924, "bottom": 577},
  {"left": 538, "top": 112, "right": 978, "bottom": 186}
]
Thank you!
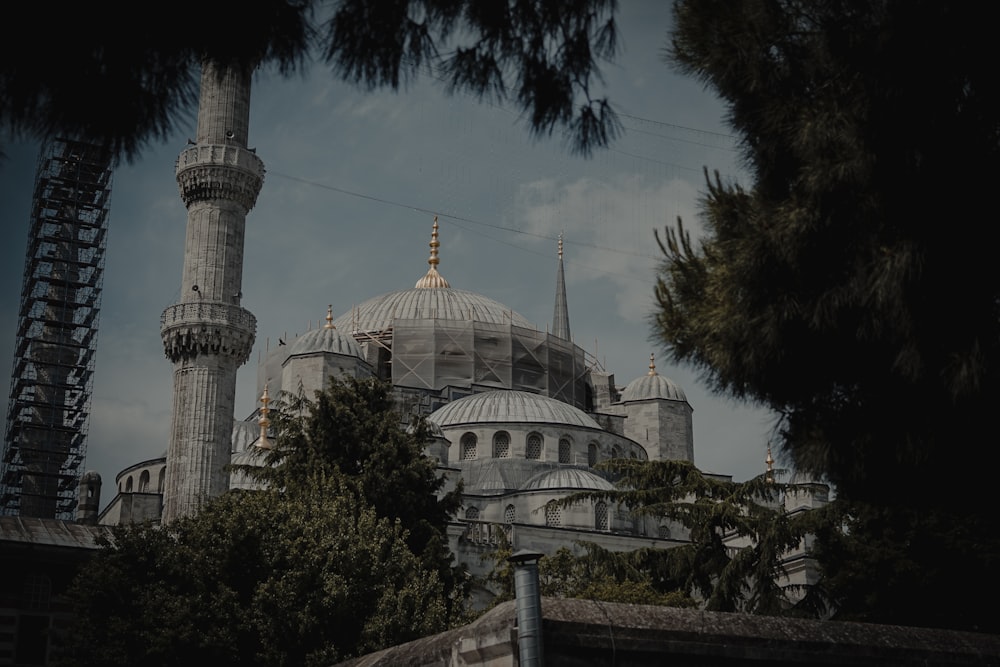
[{"left": 0, "top": 3, "right": 779, "bottom": 502}]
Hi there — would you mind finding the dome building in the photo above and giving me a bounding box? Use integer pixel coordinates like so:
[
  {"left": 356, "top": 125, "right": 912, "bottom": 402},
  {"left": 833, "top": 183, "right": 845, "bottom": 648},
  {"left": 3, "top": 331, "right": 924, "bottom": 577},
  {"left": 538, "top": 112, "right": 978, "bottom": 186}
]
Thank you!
[{"left": 99, "top": 216, "right": 716, "bottom": 600}]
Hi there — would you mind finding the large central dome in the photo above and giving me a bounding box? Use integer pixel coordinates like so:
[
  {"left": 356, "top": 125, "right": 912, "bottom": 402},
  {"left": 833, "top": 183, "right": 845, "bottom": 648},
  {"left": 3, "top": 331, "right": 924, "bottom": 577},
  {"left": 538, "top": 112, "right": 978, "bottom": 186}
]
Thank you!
[
  {"left": 332, "top": 217, "right": 532, "bottom": 332},
  {"left": 334, "top": 287, "right": 533, "bottom": 332}
]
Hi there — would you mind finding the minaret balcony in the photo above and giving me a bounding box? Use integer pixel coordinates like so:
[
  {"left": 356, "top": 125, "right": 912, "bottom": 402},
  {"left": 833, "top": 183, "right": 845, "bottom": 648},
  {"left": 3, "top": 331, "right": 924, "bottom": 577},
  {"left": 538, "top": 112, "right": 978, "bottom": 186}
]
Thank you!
[
  {"left": 175, "top": 144, "right": 264, "bottom": 210},
  {"left": 160, "top": 301, "right": 256, "bottom": 363}
]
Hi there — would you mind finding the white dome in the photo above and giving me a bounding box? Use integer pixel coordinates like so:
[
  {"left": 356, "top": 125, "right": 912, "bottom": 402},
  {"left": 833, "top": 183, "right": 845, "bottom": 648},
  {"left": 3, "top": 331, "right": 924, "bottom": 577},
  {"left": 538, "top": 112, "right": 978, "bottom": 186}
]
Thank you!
[
  {"left": 333, "top": 287, "right": 533, "bottom": 332},
  {"left": 521, "top": 466, "right": 615, "bottom": 491},
  {"left": 620, "top": 356, "right": 687, "bottom": 402},
  {"left": 429, "top": 390, "right": 601, "bottom": 429},
  {"left": 287, "top": 325, "right": 363, "bottom": 358}
]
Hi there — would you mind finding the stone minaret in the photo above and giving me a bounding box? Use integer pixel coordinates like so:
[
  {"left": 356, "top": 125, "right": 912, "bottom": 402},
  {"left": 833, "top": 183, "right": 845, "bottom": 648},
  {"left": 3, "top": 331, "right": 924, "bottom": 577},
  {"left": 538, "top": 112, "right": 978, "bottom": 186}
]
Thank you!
[{"left": 160, "top": 61, "right": 262, "bottom": 522}]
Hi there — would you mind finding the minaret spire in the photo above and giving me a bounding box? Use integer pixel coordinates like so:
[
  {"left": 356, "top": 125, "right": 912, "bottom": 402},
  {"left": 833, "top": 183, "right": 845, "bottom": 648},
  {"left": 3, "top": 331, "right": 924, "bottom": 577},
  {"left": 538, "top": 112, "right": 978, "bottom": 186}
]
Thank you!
[
  {"left": 552, "top": 233, "right": 572, "bottom": 341},
  {"left": 160, "top": 60, "right": 262, "bottom": 522}
]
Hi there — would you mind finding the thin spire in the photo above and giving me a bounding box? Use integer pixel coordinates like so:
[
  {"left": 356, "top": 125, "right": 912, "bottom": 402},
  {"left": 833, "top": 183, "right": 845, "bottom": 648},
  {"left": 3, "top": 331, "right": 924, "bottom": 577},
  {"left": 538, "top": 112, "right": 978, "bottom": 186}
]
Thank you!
[
  {"left": 414, "top": 216, "right": 451, "bottom": 288},
  {"left": 647, "top": 352, "right": 657, "bottom": 376},
  {"left": 255, "top": 383, "right": 273, "bottom": 450},
  {"left": 324, "top": 304, "right": 335, "bottom": 329},
  {"left": 552, "top": 232, "right": 571, "bottom": 341},
  {"left": 765, "top": 443, "right": 775, "bottom": 484}
]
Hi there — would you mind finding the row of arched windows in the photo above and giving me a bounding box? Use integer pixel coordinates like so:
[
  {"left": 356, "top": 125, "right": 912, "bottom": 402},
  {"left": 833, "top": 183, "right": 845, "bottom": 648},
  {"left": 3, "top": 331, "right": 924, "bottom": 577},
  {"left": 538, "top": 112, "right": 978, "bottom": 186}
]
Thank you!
[
  {"left": 122, "top": 468, "right": 165, "bottom": 493},
  {"left": 465, "top": 501, "right": 611, "bottom": 531},
  {"left": 460, "top": 431, "right": 584, "bottom": 463}
]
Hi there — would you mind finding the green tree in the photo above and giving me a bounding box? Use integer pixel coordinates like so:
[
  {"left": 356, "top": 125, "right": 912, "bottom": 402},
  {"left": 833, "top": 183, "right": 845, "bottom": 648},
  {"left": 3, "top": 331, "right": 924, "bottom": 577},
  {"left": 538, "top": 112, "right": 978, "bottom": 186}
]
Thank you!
[
  {"left": 560, "top": 460, "right": 822, "bottom": 616},
  {"left": 249, "top": 376, "right": 467, "bottom": 612},
  {"left": 655, "top": 0, "right": 1000, "bottom": 631},
  {"left": 57, "top": 474, "right": 450, "bottom": 667},
  {"left": 1, "top": 0, "right": 619, "bottom": 162}
]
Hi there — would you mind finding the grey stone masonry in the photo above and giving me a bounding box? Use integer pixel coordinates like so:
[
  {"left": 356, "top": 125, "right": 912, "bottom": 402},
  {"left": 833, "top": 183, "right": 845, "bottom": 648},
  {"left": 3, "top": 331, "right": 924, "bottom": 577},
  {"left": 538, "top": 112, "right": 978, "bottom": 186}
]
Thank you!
[{"left": 160, "top": 61, "right": 261, "bottom": 523}]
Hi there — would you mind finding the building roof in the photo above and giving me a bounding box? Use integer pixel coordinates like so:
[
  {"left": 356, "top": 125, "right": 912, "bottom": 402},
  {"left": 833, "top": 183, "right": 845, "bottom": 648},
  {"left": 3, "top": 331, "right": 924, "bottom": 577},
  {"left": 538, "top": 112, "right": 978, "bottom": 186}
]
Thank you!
[
  {"left": 429, "top": 390, "right": 602, "bottom": 429},
  {"left": 521, "top": 466, "right": 615, "bottom": 491},
  {"left": 620, "top": 354, "right": 688, "bottom": 402},
  {"left": 0, "top": 516, "right": 106, "bottom": 551},
  {"left": 333, "top": 218, "right": 533, "bottom": 332}
]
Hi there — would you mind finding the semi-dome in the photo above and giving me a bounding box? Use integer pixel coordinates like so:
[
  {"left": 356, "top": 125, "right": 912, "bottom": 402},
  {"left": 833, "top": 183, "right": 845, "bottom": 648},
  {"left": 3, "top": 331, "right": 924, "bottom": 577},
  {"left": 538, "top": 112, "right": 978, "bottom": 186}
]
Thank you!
[
  {"left": 289, "top": 306, "right": 363, "bottom": 358},
  {"left": 620, "top": 354, "right": 687, "bottom": 402},
  {"left": 332, "top": 218, "right": 533, "bottom": 332},
  {"left": 429, "top": 390, "right": 602, "bottom": 429},
  {"left": 521, "top": 466, "right": 615, "bottom": 491}
]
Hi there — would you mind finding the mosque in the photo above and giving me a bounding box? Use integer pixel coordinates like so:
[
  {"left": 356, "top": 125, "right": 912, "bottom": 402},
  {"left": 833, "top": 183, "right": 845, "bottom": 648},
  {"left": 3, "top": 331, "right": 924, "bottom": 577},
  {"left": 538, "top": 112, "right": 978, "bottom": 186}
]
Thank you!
[{"left": 83, "top": 61, "right": 825, "bottom": 602}]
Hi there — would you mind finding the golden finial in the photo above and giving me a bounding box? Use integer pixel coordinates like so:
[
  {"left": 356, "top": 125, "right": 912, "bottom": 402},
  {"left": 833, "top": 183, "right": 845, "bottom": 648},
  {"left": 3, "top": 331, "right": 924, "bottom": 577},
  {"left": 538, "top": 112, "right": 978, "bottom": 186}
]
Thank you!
[
  {"left": 324, "top": 304, "right": 334, "bottom": 329},
  {"left": 558, "top": 233, "right": 564, "bottom": 259},
  {"left": 414, "top": 215, "right": 451, "bottom": 289},
  {"left": 765, "top": 444, "right": 775, "bottom": 484},
  {"left": 647, "top": 353, "right": 657, "bottom": 376},
  {"left": 255, "top": 383, "right": 272, "bottom": 450}
]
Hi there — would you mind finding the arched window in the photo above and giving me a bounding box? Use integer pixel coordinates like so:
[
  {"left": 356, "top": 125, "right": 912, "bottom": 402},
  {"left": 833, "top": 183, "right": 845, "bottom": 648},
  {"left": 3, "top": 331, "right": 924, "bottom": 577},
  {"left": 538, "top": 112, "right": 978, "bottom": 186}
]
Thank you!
[
  {"left": 460, "top": 433, "right": 477, "bottom": 460},
  {"left": 493, "top": 431, "right": 510, "bottom": 458},
  {"left": 125, "top": 476, "right": 133, "bottom": 492},
  {"left": 611, "top": 445, "right": 622, "bottom": 460},
  {"left": 504, "top": 504, "right": 516, "bottom": 523},
  {"left": 138, "top": 470, "right": 150, "bottom": 492},
  {"left": 158, "top": 467, "right": 165, "bottom": 492},
  {"left": 595, "top": 502, "right": 609, "bottom": 531},
  {"left": 545, "top": 500, "right": 561, "bottom": 527},
  {"left": 558, "top": 438, "right": 571, "bottom": 464},
  {"left": 587, "top": 443, "right": 598, "bottom": 467},
  {"left": 526, "top": 432, "right": 542, "bottom": 459},
  {"left": 658, "top": 525, "right": 671, "bottom": 539},
  {"left": 466, "top": 507, "right": 480, "bottom": 520}
]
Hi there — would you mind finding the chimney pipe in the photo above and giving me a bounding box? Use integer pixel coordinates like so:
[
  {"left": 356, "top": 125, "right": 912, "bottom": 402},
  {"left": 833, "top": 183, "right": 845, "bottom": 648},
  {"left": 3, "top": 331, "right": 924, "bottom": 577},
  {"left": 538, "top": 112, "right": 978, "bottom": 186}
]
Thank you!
[{"left": 508, "top": 549, "right": 545, "bottom": 667}]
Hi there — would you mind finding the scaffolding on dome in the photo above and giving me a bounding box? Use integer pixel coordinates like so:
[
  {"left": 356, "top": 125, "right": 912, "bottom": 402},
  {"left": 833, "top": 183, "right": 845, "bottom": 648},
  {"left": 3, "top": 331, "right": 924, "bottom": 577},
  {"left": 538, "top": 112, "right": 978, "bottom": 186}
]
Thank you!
[{"left": 1, "top": 138, "right": 113, "bottom": 519}]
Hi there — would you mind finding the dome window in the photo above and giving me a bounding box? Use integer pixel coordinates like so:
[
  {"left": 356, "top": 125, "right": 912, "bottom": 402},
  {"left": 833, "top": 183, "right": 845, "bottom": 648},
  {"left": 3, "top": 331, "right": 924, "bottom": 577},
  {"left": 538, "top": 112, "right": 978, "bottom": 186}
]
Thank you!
[
  {"left": 526, "top": 432, "right": 543, "bottom": 460},
  {"left": 460, "top": 433, "right": 477, "bottom": 460},
  {"left": 504, "top": 504, "right": 516, "bottom": 523},
  {"left": 596, "top": 502, "right": 609, "bottom": 531},
  {"left": 138, "top": 470, "right": 150, "bottom": 492},
  {"left": 587, "top": 443, "right": 598, "bottom": 467},
  {"left": 558, "top": 438, "right": 571, "bottom": 464},
  {"left": 545, "top": 500, "right": 561, "bottom": 527},
  {"left": 466, "top": 507, "right": 480, "bottom": 520},
  {"left": 493, "top": 431, "right": 510, "bottom": 458}
]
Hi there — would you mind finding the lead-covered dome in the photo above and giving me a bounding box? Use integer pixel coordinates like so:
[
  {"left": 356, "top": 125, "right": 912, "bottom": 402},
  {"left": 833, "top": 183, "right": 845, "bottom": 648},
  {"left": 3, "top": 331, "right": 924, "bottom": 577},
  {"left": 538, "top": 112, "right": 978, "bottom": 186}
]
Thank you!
[
  {"left": 521, "top": 466, "right": 615, "bottom": 491},
  {"left": 620, "top": 354, "right": 687, "bottom": 402},
  {"left": 429, "top": 390, "right": 602, "bottom": 429},
  {"left": 334, "top": 287, "right": 532, "bottom": 332},
  {"left": 288, "top": 306, "right": 364, "bottom": 358},
  {"left": 332, "top": 217, "right": 533, "bottom": 332}
]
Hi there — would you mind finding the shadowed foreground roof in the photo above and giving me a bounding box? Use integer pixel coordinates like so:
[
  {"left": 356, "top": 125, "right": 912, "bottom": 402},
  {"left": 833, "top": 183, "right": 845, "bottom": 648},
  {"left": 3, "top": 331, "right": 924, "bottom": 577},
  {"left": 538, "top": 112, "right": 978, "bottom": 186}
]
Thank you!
[{"left": 333, "top": 597, "right": 1000, "bottom": 667}]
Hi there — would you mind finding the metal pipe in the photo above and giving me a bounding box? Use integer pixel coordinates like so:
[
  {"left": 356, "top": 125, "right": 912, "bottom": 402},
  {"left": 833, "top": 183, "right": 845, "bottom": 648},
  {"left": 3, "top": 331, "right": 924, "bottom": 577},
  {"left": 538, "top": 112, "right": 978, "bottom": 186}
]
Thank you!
[{"left": 509, "top": 549, "right": 545, "bottom": 667}]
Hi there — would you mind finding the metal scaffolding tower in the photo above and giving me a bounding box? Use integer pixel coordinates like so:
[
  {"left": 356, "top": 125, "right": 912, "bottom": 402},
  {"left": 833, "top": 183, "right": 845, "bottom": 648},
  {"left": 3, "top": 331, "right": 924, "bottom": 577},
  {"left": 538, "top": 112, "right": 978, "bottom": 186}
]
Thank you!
[{"left": 1, "top": 138, "right": 113, "bottom": 519}]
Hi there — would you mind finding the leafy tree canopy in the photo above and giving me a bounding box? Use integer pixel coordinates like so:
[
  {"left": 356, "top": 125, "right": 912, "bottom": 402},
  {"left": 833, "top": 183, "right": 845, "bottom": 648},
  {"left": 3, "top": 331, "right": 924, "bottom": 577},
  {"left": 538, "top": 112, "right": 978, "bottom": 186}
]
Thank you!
[
  {"left": 242, "top": 375, "right": 468, "bottom": 613},
  {"left": 656, "top": 0, "right": 1000, "bottom": 511},
  {"left": 57, "top": 475, "right": 451, "bottom": 667},
  {"left": 1, "top": 0, "right": 620, "bottom": 163}
]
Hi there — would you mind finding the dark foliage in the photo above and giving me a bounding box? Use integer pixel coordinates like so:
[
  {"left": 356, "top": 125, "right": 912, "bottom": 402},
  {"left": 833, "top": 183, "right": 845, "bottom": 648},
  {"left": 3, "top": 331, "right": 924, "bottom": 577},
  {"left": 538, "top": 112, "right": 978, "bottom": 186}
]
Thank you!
[
  {"left": 1, "top": 0, "right": 620, "bottom": 162},
  {"left": 656, "top": 0, "right": 1000, "bottom": 631}
]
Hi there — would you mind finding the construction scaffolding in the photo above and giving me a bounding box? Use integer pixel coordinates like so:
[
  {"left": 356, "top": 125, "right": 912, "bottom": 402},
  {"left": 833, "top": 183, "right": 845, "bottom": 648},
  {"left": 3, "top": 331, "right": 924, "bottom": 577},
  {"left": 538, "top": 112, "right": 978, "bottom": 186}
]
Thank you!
[{"left": 1, "top": 138, "right": 113, "bottom": 519}]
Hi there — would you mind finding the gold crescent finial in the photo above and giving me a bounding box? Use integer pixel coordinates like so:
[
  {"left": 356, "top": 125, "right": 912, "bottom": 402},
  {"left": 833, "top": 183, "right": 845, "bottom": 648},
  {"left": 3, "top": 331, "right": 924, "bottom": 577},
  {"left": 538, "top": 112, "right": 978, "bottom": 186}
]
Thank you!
[
  {"left": 256, "top": 382, "right": 272, "bottom": 450},
  {"left": 414, "top": 215, "right": 451, "bottom": 288},
  {"left": 647, "top": 353, "right": 657, "bottom": 376},
  {"left": 558, "top": 233, "right": 564, "bottom": 259},
  {"left": 765, "top": 444, "right": 775, "bottom": 483},
  {"left": 324, "top": 304, "right": 334, "bottom": 329}
]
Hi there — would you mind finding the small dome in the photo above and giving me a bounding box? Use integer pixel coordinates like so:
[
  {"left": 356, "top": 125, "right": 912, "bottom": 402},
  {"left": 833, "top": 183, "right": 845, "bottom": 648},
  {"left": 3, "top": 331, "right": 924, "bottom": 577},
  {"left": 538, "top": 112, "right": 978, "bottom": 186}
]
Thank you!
[
  {"left": 620, "top": 354, "right": 687, "bottom": 402},
  {"left": 81, "top": 470, "right": 102, "bottom": 483},
  {"left": 521, "top": 466, "right": 615, "bottom": 491},
  {"left": 429, "top": 390, "right": 602, "bottom": 430},
  {"left": 287, "top": 324, "right": 363, "bottom": 359}
]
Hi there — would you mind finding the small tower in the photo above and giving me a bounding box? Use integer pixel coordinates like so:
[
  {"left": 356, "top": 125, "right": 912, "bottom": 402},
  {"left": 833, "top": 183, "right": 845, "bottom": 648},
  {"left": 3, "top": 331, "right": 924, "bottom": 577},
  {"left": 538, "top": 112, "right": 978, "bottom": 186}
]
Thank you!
[{"left": 159, "top": 60, "right": 262, "bottom": 522}]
